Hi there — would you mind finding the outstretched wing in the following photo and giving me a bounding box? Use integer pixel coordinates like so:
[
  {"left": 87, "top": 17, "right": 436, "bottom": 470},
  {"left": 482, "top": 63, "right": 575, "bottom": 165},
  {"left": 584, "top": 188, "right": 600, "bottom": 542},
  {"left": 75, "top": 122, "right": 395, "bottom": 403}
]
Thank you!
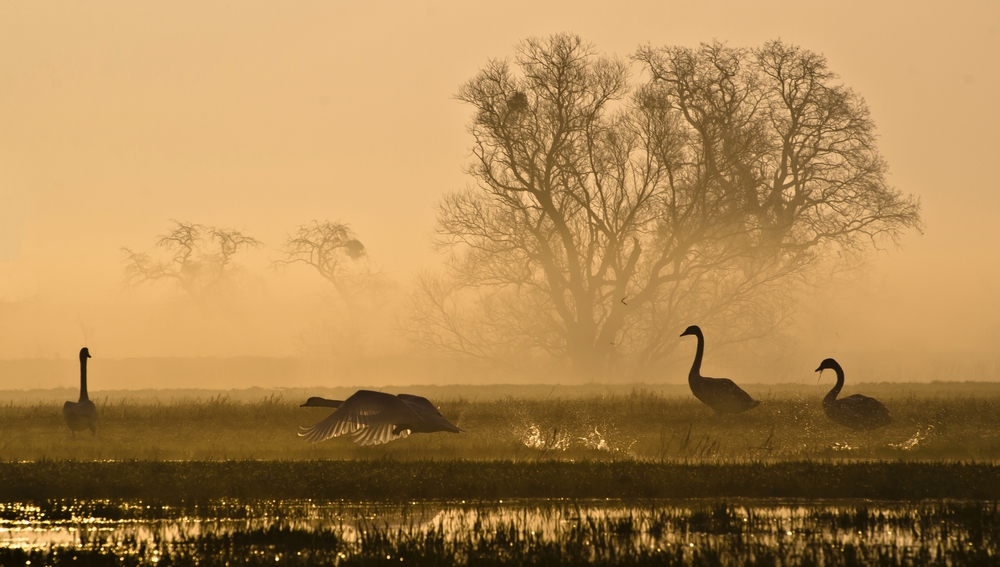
[
  {"left": 301, "top": 396, "right": 343, "bottom": 408},
  {"left": 397, "top": 394, "right": 464, "bottom": 433},
  {"left": 351, "top": 424, "right": 410, "bottom": 446},
  {"left": 298, "top": 390, "right": 419, "bottom": 444},
  {"left": 396, "top": 394, "right": 440, "bottom": 415}
]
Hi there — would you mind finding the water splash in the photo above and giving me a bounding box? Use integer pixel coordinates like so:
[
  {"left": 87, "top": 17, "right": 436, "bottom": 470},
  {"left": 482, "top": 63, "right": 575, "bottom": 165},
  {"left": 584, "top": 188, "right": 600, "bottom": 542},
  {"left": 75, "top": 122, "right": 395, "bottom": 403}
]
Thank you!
[
  {"left": 579, "top": 427, "right": 611, "bottom": 452},
  {"left": 522, "top": 425, "right": 570, "bottom": 451},
  {"left": 891, "top": 425, "right": 934, "bottom": 451}
]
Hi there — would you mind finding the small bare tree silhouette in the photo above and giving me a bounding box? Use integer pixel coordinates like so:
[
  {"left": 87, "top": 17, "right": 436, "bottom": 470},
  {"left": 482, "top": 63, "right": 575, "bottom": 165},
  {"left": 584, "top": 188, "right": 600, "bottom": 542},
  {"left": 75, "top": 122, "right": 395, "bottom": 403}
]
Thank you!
[
  {"left": 122, "top": 221, "right": 262, "bottom": 297},
  {"left": 275, "top": 220, "right": 367, "bottom": 297}
]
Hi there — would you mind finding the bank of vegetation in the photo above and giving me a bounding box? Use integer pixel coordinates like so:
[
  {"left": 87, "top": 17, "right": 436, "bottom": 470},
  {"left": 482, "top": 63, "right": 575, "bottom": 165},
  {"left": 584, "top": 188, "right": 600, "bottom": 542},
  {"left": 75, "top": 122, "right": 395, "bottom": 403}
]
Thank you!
[{"left": 3, "top": 460, "right": 1000, "bottom": 502}]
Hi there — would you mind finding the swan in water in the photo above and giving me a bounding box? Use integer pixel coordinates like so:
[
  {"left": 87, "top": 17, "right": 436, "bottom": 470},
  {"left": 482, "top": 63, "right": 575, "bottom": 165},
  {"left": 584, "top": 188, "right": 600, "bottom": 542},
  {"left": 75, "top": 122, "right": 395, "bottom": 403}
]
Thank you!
[
  {"left": 299, "top": 390, "right": 464, "bottom": 446},
  {"left": 680, "top": 325, "right": 760, "bottom": 414},
  {"left": 816, "top": 358, "right": 892, "bottom": 430},
  {"left": 63, "top": 347, "right": 98, "bottom": 435}
]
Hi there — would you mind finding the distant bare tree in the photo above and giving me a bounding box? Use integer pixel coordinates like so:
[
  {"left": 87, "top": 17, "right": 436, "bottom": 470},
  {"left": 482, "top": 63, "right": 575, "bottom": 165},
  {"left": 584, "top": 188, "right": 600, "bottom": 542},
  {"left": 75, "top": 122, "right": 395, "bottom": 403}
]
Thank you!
[
  {"left": 408, "top": 35, "right": 921, "bottom": 378},
  {"left": 275, "top": 221, "right": 367, "bottom": 296},
  {"left": 276, "top": 221, "right": 404, "bottom": 360},
  {"left": 122, "top": 221, "right": 262, "bottom": 297}
]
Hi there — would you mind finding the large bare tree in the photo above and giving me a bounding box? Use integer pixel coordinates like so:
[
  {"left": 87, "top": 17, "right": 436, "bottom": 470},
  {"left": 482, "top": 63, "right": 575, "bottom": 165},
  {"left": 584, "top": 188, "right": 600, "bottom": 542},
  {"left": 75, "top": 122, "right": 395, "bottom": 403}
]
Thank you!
[{"left": 410, "top": 35, "right": 921, "bottom": 378}]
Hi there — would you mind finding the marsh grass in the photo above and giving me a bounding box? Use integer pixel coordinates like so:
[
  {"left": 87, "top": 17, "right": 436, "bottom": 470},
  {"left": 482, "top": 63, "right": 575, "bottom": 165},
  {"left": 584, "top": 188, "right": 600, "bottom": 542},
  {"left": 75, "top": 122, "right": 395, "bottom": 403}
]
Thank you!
[
  {"left": 3, "top": 387, "right": 1000, "bottom": 462},
  {"left": 2, "top": 499, "right": 999, "bottom": 566},
  {"left": 5, "top": 387, "right": 1000, "bottom": 564},
  {"left": 4, "top": 461, "right": 1000, "bottom": 502}
]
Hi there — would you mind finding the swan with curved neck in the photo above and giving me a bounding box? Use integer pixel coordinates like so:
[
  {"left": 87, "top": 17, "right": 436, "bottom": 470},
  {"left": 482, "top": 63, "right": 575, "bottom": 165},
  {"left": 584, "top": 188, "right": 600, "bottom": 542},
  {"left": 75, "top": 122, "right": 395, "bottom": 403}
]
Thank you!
[
  {"left": 63, "top": 347, "right": 98, "bottom": 435},
  {"left": 679, "top": 325, "right": 760, "bottom": 414},
  {"left": 816, "top": 358, "right": 892, "bottom": 430}
]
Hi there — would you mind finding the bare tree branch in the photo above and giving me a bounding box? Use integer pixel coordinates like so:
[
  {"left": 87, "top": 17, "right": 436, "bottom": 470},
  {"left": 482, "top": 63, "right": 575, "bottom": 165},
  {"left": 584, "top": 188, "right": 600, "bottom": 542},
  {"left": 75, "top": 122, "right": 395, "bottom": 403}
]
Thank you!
[
  {"left": 275, "top": 220, "right": 367, "bottom": 297},
  {"left": 121, "top": 220, "right": 262, "bottom": 298}
]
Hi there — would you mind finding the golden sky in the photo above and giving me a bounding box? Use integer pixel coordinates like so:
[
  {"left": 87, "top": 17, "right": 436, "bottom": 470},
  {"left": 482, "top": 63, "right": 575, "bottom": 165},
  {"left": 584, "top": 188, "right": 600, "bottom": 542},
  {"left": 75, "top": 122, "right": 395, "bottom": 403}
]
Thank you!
[{"left": 0, "top": 1, "right": 998, "bottom": 375}]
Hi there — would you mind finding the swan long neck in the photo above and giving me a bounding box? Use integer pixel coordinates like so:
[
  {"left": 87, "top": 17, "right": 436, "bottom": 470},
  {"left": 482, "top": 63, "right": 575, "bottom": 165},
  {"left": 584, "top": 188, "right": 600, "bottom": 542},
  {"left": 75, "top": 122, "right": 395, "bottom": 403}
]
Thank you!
[
  {"left": 79, "top": 355, "right": 89, "bottom": 402},
  {"left": 823, "top": 362, "right": 845, "bottom": 403},
  {"left": 688, "top": 330, "right": 704, "bottom": 382}
]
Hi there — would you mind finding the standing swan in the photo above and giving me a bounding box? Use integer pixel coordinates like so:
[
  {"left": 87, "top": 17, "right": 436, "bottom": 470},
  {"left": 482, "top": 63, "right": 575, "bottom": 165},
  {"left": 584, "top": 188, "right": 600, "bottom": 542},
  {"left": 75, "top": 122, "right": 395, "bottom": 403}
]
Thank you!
[
  {"left": 680, "top": 325, "right": 760, "bottom": 414},
  {"left": 63, "top": 347, "right": 98, "bottom": 436},
  {"left": 816, "top": 358, "right": 892, "bottom": 430},
  {"left": 299, "top": 390, "right": 464, "bottom": 446}
]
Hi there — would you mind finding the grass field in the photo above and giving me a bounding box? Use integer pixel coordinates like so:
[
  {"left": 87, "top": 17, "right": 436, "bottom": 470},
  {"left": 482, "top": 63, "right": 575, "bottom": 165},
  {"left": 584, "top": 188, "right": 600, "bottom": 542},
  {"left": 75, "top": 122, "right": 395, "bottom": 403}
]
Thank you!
[
  {"left": 4, "top": 386, "right": 1000, "bottom": 564},
  {"left": 2, "top": 384, "right": 1000, "bottom": 462}
]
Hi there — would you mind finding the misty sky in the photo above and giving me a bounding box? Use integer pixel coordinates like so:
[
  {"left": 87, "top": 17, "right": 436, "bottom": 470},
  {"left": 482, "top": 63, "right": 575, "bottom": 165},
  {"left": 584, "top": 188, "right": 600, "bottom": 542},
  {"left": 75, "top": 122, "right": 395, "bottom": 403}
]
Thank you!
[{"left": 0, "top": 2, "right": 998, "bottom": 371}]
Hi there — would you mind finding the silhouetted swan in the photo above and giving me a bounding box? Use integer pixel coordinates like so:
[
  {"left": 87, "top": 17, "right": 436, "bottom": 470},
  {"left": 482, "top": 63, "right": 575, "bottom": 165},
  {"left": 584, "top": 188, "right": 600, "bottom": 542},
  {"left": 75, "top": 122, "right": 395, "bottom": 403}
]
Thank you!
[
  {"left": 816, "top": 358, "right": 892, "bottom": 430},
  {"left": 680, "top": 325, "right": 760, "bottom": 414},
  {"left": 63, "top": 347, "right": 98, "bottom": 435},
  {"left": 299, "top": 390, "right": 464, "bottom": 446}
]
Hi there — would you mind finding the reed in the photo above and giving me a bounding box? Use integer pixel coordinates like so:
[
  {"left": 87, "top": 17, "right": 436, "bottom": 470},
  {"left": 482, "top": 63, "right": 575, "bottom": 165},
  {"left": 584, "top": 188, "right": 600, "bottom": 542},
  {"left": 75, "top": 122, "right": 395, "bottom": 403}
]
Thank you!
[{"left": 2, "top": 389, "right": 1000, "bottom": 462}]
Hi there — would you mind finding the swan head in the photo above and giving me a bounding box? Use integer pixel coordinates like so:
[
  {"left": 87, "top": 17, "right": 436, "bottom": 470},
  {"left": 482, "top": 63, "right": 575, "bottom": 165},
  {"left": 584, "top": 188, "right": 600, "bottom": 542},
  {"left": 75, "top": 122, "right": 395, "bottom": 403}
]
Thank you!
[
  {"left": 679, "top": 325, "right": 702, "bottom": 338},
  {"left": 815, "top": 358, "right": 839, "bottom": 374},
  {"left": 79, "top": 347, "right": 91, "bottom": 360}
]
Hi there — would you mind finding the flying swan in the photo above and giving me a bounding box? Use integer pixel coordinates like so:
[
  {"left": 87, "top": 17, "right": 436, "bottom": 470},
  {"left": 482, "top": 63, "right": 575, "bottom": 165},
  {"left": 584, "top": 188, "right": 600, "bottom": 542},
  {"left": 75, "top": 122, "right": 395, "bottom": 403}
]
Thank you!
[{"left": 299, "top": 390, "right": 464, "bottom": 446}]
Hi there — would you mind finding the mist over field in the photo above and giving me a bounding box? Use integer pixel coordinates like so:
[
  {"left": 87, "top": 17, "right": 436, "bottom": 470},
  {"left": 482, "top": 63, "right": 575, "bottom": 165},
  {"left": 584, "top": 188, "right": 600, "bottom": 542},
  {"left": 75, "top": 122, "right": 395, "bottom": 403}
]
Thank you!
[
  {"left": 1, "top": 2, "right": 998, "bottom": 390},
  {"left": 7, "top": 8, "right": 1000, "bottom": 567}
]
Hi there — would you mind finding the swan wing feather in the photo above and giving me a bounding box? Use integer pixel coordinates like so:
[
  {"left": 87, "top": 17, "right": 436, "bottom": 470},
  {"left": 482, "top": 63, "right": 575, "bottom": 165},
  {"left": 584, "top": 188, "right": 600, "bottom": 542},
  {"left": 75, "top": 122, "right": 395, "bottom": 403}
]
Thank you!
[
  {"left": 838, "top": 393, "right": 890, "bottom": 413},
  {"left": 351, "top": 423, "right": 410, "bottom": 446},
  {"left": 398, "top": 394, "right": 464, "bottom": 433},
  {"left": 696, "top": 377, "right": 759, "bottom": 414},
  {"left": 298, "top": 390, "right": 418, "bottom": 444},
  {"left": 826, "top": 394, "right": 892, "bottom": 429}
]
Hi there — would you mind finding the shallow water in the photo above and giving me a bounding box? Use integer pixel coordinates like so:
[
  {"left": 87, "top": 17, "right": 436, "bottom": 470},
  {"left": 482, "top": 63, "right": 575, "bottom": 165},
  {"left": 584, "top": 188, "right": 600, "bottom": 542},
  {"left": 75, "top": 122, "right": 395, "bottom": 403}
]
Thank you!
[{"left": 1, "top": 499, "right": 998, "bottom": 565}]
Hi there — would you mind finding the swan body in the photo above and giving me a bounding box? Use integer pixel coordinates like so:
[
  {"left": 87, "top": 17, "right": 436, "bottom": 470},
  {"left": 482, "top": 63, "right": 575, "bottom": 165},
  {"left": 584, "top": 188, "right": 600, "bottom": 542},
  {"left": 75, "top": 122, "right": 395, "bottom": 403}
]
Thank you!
[
  {"left": 299, "top": 390, "right": 463, "bottom": 446},
  {"left": 63, "top": 347, "right": 97, "bottom": 435},
  {"left": 816, "top": 358, "right": 892, "bottom": 430},
  {"left": 680, "top": 325, "right": 760, "bottom": 414},
  {"left": 301, "top": 397, "right": 343, "bottom": 408}
]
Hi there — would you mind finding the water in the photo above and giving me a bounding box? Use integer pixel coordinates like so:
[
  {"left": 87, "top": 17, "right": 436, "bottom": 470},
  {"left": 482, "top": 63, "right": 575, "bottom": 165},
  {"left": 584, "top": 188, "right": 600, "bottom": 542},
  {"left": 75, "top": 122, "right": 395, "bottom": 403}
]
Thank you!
[{"left": 1, "top": 498, "right": 998, "bottom": 565}]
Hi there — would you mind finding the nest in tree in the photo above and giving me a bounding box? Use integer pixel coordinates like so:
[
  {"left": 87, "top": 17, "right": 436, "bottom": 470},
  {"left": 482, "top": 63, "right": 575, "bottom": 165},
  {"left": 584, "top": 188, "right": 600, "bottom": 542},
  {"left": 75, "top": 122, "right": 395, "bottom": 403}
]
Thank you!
[{"left": 507, "top": 91, "right": 528, "bottom": 112}]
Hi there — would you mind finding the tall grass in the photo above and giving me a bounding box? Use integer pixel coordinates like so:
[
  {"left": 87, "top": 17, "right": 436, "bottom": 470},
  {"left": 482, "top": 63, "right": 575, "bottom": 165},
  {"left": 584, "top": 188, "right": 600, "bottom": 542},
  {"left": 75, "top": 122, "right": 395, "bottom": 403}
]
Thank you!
[{"left": 3, "top": 389, "right": 1000, "bottom": 462}]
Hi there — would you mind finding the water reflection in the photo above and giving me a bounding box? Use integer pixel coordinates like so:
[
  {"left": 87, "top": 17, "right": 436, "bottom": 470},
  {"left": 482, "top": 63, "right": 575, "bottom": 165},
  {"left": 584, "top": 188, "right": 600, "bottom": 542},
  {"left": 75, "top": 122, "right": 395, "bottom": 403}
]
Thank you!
[{"left": 1, "top": 499, "right": 997, "bottom": 565}]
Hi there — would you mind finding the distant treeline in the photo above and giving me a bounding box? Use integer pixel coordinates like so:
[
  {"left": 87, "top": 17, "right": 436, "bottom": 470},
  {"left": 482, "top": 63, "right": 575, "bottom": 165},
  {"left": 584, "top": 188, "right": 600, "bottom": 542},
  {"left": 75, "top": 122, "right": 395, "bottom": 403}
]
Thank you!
[
  {"left": 5, "top": 381, "right": 1000, "bottom": 404},
  {"left": 2, "top": 352, "right": 1000, "bottom": 391}
]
